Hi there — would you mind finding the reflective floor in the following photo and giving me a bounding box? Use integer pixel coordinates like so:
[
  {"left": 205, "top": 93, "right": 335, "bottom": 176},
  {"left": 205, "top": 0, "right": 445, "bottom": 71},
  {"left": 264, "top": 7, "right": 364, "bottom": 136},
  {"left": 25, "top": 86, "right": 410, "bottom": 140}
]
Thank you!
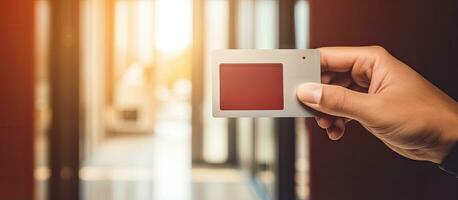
[{"left": 81, "top": 101, "right": 257, "bottom": 200}]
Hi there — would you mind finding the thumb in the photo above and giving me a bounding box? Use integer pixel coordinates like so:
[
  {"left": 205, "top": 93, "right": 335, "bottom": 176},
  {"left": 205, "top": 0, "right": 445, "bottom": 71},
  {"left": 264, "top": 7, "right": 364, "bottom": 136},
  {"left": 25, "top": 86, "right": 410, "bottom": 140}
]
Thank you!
[{"left": 296, "top": 83, "right": 375, "bottom": 122}]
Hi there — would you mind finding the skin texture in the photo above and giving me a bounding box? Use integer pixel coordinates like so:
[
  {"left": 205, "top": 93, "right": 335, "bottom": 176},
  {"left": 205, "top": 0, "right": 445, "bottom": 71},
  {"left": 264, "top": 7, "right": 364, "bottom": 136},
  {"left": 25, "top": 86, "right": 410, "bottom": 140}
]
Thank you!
[{"left": 296, "top": 46, "right": 458, "bottom": 164}]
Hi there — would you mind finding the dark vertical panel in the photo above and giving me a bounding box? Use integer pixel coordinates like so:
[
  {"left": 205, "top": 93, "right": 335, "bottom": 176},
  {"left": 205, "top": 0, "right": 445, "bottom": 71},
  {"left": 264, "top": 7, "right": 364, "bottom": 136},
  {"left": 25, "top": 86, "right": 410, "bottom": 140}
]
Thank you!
[
  {"left": 275, "top": 119, "right": 296, "bottom": 200},
  {"left": 49, "top": 0, "right": 80, "bottom": 199},
  {"left": 308, "top": 0, "right": 458, "bottom": 200},
  {"left": 278, "top": 0, "right": 296, "bottom": 49},
  {"left": 192, "top": 0, "right": 205, "bottom": 163},
  {"left": 0, "top": 0, "right": 35, "bottom": 199},
  {"left": 228, "top": 0, "right": 238, "bottom": 49},
  {"left": 227, "top": 117, "right": 238, "bottom": 164},
  {"left": 250, "top": 120, "right": 257, "bottom": 175},
  {"left": 277, "top": 0, "right": 297, "bottom": 199},
  {"left": 226, "top": 0, "right": 239, "bottom": 165}
]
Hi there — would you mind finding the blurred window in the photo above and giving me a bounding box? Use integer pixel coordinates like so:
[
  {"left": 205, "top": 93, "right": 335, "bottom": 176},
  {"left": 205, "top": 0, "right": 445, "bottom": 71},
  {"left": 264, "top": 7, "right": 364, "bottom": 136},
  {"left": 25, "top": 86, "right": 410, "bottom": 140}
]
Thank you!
[
  {"left": 34, "top": 1, "right": 51, "bottom": 200},
  {"left": 253, "top": 0, "right": 279, "bottom": 197},
  {"left": 295, "top": 0, "right": 309, "bottom": 49},
  {"left": 202, "top": 0, "right": 229, "bottom": 163},
  {"left": 294, "top": 1, "right": 310, "bottom": 199},
  {"left": 80, "top": 0, "right": 193, "bottom": 199}
]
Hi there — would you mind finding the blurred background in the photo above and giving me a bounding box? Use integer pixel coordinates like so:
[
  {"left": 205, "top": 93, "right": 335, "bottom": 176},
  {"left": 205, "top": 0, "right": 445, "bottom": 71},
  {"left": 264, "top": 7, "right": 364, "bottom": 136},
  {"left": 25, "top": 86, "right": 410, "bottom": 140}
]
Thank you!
[
  {"left": 32, "top": 0, "right": 310, "bottom": 200},
  {"left": 1, "top": 0, "right": 457, "bottom": 200}
]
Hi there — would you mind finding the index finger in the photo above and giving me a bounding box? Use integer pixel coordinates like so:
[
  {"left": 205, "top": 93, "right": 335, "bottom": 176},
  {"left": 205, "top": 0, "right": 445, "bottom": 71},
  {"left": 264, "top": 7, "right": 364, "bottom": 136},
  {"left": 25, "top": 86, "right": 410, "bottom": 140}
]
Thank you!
[
  {"left": 318, "top": 46, "right": 387, "bottom": 88},
  {"left": 318, "top": 46, "right": 383, "bottom": 72}
]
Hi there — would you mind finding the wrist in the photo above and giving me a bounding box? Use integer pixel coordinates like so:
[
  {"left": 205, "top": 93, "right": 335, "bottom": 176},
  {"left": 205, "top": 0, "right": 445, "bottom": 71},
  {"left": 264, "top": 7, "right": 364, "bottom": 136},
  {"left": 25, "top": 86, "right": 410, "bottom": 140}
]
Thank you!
[
  {"left": 438, "top": 142, "right": 458, "bottom": 177},
  {"left": 433, "top": 111, "right": 458, "bottom": 164}
]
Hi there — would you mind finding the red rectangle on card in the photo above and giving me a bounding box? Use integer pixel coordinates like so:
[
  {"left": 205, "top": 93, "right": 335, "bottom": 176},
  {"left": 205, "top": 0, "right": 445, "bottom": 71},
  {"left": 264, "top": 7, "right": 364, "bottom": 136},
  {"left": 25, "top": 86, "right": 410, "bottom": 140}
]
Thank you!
[{"left": 220, "top": 63, "right": 284, "bottom": 110}]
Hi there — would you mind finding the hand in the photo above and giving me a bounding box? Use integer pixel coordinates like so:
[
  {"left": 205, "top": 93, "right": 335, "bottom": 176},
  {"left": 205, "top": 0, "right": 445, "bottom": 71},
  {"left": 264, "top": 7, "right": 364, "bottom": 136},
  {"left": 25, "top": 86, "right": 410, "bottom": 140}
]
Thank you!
[{"left": 296, "top": 46, "right": 458, "bottom": 164}]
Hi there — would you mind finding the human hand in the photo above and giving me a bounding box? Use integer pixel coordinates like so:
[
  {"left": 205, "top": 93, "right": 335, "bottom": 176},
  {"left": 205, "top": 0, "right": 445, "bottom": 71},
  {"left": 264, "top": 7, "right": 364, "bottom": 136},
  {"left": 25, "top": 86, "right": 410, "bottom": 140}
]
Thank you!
[{"left": 296, "top": 46, "right": 458, "bottom": 164}]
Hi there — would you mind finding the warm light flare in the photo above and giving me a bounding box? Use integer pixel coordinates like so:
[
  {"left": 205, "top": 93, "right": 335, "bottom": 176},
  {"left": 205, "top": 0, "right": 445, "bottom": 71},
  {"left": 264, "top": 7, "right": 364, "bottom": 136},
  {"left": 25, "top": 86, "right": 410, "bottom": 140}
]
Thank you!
[{"left": 156, "top": 0, "right": 192, "bottom": 54}]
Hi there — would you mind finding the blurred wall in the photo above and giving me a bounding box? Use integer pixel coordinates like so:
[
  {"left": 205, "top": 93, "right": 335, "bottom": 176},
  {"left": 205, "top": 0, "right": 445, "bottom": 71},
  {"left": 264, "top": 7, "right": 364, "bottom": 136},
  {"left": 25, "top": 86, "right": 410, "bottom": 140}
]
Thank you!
[
  {"left": 0, "top": 0, "right": 35, "bottom": 199},
  {"left": 308, "top": 0, "right": 458, "bottom": 200}
]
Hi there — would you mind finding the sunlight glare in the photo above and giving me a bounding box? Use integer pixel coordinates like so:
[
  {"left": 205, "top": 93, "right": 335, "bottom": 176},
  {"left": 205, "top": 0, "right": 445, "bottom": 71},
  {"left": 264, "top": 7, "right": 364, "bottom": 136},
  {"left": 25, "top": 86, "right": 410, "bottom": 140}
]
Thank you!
[
  {"left": 156, "top": 0, "right": 192, "bottom": 54},
  {"left": 136, "top": 1, "right": 154, "bottom": 63},
  {"left": 114, "top": 1, "right": 128, "bottom": 70}
]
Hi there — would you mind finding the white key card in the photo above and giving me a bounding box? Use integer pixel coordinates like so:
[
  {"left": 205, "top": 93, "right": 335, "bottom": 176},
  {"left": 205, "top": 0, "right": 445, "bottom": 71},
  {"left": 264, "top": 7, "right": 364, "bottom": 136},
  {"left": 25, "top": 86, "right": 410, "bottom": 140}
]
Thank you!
[{"left": 212, "top": 49, "right": 321, "bottom": 117}]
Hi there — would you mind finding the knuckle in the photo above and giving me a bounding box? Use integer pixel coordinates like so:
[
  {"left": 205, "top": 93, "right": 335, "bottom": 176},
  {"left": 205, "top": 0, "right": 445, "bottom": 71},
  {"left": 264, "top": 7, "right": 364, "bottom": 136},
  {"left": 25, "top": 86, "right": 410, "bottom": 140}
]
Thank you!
[
  {"left": 369, "top": 45, "right": 389, "bottom": 57},
  {"left": 324, "top": 85, "right": 349, "bottom": 112},
  {"left": 370, "top": 45, "right": 386, "bottom": 53}
]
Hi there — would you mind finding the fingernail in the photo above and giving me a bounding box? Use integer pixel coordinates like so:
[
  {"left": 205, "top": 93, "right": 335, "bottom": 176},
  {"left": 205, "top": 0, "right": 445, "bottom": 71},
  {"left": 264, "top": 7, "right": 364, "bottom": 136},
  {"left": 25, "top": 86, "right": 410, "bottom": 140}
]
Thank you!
[
  {"left": 325, "top": 127, "right": 337, "bottom": 140},
  {"left": 329, "top": 131, "right": 340, "bottom": 140},
  {"left": 328, "top": 118, "right": 345, "bottom": 140},
  {"left": 297, "top": 83, "right": 322, "bottom": 104}
]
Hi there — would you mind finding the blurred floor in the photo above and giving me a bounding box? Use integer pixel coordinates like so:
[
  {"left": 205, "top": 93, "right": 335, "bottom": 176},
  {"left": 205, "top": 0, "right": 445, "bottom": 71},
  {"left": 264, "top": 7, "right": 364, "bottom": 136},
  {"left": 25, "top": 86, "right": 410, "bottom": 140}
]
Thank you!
[{"left": 81, "top": 101, "right": 257, "bottom": 200}]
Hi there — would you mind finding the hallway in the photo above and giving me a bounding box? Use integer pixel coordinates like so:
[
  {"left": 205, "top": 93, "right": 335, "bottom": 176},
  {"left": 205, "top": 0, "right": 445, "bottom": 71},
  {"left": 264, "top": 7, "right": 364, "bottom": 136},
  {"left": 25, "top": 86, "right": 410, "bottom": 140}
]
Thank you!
[{"left": 81, "top": 101, "right": 256, "bottom": 200}]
